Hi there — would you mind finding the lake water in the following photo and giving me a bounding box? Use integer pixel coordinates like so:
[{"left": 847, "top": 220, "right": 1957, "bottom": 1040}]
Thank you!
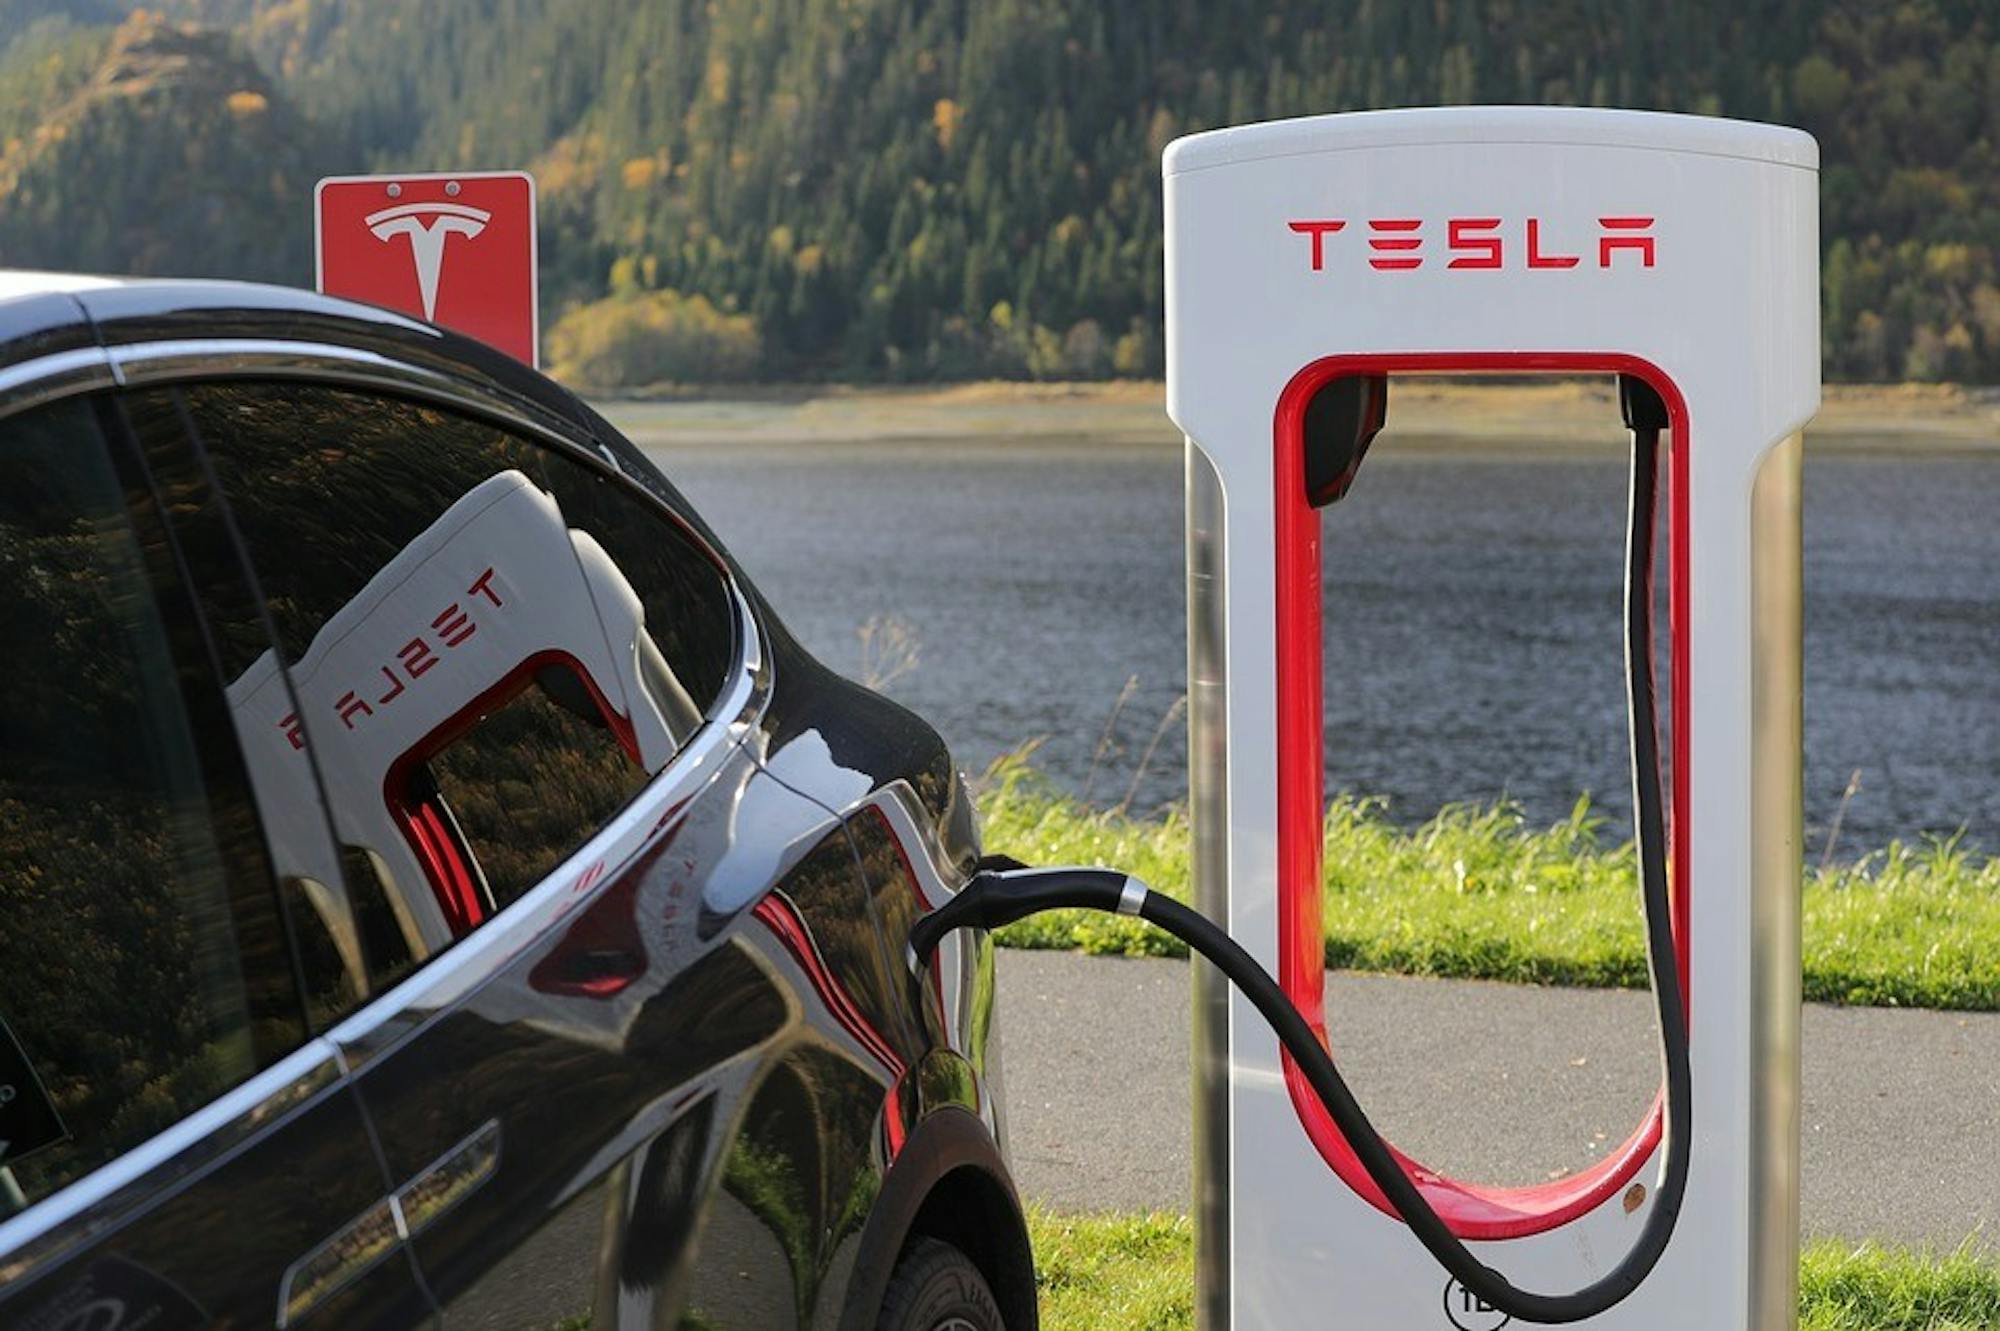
[{"left": 645, "top": 436, "right": 2000, "bottom": 853}]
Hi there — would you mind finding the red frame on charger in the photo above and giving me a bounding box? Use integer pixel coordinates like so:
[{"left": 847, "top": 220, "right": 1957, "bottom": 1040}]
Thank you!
[{"left": 1273, "top": 352, "right": 1692, "bottom": 1241}]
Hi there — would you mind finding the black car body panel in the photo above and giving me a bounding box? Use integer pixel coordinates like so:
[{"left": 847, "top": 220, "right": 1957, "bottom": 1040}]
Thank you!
[
  {"left": 0, "top": 275, "right": 1026, "bottom": 1330},
  {"left": 0, "top": 288, "right": 93, "bottom": 371}
]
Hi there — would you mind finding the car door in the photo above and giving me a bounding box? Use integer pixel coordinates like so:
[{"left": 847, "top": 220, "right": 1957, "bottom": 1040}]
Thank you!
[
  {"left": 173, "top": 375, "right": 912, "bottom": 1329},
  {"left": 0, "top": 390, "right": 435, "bottom": 1330}
]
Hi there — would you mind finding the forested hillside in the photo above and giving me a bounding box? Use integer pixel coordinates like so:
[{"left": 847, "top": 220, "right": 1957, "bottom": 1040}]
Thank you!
[
  {"left": 3, "top": 0, "right": 1998, "bottom": 384},
  {"left": 0, "top": 12, "right": 336, "bottom": 282}
]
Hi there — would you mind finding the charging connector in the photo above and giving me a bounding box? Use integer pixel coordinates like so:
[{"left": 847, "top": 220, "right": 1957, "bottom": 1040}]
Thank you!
[{"left": 1302, "top": 373, "right": 1387, "bottom": 507}]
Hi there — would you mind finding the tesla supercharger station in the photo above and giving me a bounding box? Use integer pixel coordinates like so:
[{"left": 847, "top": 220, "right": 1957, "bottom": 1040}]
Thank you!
[{"left": 1167, "top": 108, "right": 1818, "bottom": 1329}]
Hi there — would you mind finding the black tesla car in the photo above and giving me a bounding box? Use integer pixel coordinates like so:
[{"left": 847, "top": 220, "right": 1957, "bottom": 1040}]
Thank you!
[{"left": 0, "top": 274, "right": 1030, "bottom": 1331}]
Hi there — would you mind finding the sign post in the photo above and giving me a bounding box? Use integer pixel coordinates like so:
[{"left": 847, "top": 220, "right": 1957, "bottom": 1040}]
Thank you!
[{"left": 315, "top": 170, "right": 538, "bottom": 366}]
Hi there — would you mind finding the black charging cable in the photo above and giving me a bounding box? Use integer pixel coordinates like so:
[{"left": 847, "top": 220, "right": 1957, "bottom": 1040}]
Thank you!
[{"left": 911, "top": 386, "right": 1688, "bottom": 1325}]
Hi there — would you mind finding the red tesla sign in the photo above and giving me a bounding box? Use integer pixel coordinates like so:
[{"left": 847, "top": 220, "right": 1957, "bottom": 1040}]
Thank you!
[{"left": 315, "top": 171, "right": 538, "bottom": 365}]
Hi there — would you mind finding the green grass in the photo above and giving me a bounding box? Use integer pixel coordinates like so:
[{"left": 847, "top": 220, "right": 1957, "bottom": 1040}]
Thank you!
[
  {"left": 1800, "top": 1243, "right": 2000, "bottom": 1330},
  {"left": 1026, "top": 1209, "right": 2000, "bottom": 1330},
  {"left": 976, "top": 753, "right": 2000, "bottom": 1010},
  {"left": 1029, "top": 1210, "right": 1195, "bottom": 1331}
]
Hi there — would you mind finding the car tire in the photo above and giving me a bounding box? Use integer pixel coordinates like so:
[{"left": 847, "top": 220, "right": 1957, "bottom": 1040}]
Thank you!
[{"left": 876, "top": 1236, "right": 1007, "bottom": 1331}]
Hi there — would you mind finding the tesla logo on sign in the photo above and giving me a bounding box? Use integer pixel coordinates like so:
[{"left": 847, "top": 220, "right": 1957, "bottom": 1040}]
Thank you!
[
  {"left": 1286, "top": 215, "right": 1656, "bottom": 273},
  {"left": 316, "top": 171, "right": 538, "bottom": 365}
]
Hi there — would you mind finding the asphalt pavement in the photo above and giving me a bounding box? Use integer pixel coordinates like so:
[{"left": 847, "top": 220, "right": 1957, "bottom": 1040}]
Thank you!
[{"left": 995, "top": 949, "right": 2000, "bottom": 1251}]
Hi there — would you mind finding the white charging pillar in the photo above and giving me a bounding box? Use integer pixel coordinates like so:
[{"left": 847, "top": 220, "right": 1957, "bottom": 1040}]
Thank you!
[{"left": 1168, "top": 108, "right": 1818, "bottom": 1330}]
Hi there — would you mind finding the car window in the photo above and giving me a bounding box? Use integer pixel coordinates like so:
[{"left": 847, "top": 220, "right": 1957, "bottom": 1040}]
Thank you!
[
  {"left": 0, "top": 397, "right": 305, "bottom": 1212},
  {"left": 179, "top": 382, "right": 738, "bottom": 1000}
]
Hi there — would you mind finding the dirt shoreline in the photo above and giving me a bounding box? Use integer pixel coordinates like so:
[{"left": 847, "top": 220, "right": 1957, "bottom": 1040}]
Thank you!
[{"left": 597, "top": 379, "right": 2000, "bottom": 453}]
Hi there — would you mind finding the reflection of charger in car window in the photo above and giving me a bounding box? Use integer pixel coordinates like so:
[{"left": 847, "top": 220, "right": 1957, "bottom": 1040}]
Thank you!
[{"left": 229, "top": 470, "right": 705, "bottom": 977}]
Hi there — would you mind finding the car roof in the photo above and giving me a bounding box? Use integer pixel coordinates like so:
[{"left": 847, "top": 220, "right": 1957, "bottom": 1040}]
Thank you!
[
  {"left": 0, "top": 271, "right": 126, "bottom": 300},
  {"left": 0, "top": 271, "right": 598, "bottom": 441}
]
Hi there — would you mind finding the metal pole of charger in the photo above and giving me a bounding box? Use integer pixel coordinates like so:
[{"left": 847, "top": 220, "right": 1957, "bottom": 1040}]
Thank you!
[{"left": 1187, "top": 440, "right": 1233, "bottom": 1328}]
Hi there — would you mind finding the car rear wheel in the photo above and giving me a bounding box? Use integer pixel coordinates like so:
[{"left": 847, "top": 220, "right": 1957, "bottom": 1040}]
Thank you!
[{"left": 877, "top": 1236, "right": 1006, "bottom": 1331}]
